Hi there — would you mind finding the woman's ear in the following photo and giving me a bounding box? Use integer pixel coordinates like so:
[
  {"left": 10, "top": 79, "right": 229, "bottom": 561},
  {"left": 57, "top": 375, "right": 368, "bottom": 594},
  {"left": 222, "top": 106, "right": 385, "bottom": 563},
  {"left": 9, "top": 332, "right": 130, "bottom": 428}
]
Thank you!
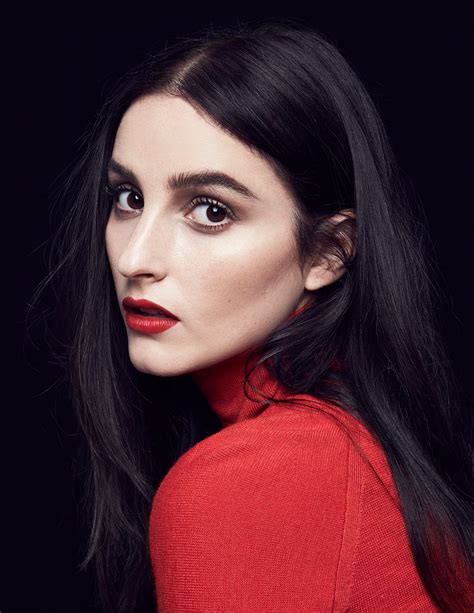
[{"left": 303, "top": 209, "right": 356, "bottom": 291}]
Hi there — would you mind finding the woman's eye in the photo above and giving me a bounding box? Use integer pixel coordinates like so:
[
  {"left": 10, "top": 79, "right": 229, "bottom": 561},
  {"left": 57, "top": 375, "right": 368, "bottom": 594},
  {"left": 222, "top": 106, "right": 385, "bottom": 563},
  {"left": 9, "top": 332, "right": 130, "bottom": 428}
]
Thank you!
[
  {"left": 184, "top": 196, "right": 235, "bottom": 232},
  {"left": 106, "top": 184, "right": 143, "bottom": 212}
]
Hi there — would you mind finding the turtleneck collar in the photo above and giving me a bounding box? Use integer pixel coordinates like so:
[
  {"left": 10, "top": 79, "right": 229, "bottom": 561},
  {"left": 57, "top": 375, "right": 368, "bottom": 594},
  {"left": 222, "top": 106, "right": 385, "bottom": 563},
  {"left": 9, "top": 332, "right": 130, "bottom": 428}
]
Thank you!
[{"left": 190, "top": 301, "right": 314, "bottom": 428}]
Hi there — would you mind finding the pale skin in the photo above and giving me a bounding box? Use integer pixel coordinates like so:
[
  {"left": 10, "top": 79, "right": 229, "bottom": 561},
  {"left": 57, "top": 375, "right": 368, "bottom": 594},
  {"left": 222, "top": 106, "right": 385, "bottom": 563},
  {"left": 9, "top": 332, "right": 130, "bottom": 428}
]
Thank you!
[{"left": 105, "top": 93, "right": 354, "bottom": 377}]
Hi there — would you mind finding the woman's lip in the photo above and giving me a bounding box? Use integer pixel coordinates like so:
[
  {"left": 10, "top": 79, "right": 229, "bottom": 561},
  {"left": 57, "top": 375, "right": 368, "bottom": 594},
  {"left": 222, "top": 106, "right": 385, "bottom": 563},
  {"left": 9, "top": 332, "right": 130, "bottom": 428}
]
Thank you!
[
  {"left": 122, "top": 296, "right": 179, "bottom": 319},
  {"left": 125, "top": 311, "right": 179, "bottom": 334}
]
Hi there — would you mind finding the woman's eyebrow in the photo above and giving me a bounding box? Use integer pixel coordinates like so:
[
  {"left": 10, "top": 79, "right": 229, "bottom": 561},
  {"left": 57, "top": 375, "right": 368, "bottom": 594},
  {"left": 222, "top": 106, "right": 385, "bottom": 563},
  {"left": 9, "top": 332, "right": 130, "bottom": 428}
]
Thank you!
[{"left": 107, "top": 158, "right": 259, "bottom": 201}]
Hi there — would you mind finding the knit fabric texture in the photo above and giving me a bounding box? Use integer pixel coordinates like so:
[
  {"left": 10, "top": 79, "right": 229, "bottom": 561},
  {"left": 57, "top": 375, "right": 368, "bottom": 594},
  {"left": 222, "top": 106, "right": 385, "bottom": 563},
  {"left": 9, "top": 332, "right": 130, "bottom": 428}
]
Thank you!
[{"left": 148, "top": 302, "right": 446, "bottom": 612}]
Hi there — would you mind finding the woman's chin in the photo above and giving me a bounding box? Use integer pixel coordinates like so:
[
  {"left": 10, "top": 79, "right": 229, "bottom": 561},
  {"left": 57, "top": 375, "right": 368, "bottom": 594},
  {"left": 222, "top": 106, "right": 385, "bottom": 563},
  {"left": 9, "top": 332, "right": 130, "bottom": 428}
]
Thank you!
[{"left": 128, "top": 352, "right": 185, "bottom": 378}]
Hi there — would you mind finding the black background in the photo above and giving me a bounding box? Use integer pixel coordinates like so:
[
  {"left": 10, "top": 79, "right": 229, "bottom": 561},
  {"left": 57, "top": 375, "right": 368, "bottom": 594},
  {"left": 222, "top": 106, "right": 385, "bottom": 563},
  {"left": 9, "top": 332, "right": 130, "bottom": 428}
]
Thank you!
[{"left": 7, "top": 4, "right": 471, "bottom": 611}]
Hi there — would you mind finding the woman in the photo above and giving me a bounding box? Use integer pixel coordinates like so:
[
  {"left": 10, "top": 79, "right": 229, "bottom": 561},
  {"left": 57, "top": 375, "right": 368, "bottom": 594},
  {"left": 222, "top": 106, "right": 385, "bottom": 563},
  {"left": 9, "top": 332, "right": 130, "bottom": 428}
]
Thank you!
[{"left": 27, "top": 18, "right": 472, "bottom": 613}]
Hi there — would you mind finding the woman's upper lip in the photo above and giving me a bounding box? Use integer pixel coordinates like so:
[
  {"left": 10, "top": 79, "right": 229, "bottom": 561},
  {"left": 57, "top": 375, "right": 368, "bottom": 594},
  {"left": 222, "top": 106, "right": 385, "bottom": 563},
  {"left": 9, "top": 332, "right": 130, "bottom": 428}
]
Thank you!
[{"left": 122, "top": 296, "right": 179, "bottom": 319}]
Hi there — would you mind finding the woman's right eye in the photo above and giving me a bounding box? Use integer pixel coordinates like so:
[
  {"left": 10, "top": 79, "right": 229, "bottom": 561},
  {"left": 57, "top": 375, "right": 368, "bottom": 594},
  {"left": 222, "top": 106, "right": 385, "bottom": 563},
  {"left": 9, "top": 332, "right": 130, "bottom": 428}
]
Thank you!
[{"left": 105, "top": 183, "right": 143, "bottom": 213}]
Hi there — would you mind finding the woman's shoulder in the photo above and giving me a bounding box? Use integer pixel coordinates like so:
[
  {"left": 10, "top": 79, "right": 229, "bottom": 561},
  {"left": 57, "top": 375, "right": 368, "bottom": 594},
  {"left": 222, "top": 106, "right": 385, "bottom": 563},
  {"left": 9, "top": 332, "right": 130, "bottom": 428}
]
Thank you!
[
  {"left": 150, "top": 395, "right": 360, "bottom": 573},
  {"left": 262, "top": 393, "right": 401, "bottom": 501},
  {"left": 149, "top": 393, "right": 438, "bottom": 610},
  {"left": 153, "top": 392, "right": 398, "bottom": 508},
  {"left": 161, "top": 394, "right": 356, "bottom": 475}
]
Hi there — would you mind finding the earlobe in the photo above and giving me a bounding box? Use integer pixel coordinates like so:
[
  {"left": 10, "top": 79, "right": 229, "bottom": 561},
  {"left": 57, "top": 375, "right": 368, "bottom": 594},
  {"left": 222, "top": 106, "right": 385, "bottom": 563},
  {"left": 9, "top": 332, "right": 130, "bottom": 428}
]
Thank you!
[{"left": 304, "top": 258, "right": 346, "bottom": 291}]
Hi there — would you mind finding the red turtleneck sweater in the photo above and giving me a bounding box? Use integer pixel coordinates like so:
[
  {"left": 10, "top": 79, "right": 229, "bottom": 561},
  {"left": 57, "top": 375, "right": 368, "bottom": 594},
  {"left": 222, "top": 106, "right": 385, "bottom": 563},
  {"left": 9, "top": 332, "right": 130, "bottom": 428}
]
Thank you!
[{"left": 148, "top": 303, "right": 455, "bottom": 612}]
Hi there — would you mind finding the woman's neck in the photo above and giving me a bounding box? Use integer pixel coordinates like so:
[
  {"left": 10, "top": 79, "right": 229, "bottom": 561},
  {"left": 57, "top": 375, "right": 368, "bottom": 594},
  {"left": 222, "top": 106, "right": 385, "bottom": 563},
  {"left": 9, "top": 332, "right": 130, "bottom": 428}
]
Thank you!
[{"left": 190, "top": 300, "right": 314, "bottom": 427}]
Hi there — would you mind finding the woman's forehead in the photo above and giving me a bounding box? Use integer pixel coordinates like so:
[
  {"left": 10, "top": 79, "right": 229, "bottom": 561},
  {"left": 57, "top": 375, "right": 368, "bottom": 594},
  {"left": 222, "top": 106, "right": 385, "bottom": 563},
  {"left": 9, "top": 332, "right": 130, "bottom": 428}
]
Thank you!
[{"left": 112, "top": 93, "right": 295, "bottom": 208}]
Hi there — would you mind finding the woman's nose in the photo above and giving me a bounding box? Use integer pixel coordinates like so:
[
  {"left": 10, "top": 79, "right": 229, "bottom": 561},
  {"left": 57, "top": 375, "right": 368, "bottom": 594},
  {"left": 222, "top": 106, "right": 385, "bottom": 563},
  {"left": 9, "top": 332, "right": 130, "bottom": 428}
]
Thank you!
[{"left": 116, "top": 210, "right": 172, "bottom": 280}]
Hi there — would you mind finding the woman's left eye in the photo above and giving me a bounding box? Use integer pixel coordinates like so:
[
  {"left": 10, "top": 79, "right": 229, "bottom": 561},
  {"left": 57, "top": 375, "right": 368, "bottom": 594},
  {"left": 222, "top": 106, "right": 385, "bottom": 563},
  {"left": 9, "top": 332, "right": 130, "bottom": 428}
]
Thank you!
[
  {"left": 184, "top": 196, "right": 236, "bottom": 232},
  {"left": 104, "top": 183, "right": 236, "bottom": 233}
]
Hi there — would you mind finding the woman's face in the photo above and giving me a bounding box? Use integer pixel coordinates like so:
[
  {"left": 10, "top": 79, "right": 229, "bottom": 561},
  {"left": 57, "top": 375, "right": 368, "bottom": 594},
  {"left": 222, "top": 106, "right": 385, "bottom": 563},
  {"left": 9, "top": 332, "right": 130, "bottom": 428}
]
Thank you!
[{"left": 105, "top": 93, "right": 317, "bottom": 376}]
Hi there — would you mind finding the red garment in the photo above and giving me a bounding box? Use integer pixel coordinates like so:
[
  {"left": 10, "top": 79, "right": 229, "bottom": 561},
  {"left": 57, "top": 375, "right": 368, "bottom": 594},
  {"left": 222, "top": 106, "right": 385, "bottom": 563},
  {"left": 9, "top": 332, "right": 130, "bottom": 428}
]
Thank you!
[{"left": 148, "top": 302, "right": 443, "bottom": 612}]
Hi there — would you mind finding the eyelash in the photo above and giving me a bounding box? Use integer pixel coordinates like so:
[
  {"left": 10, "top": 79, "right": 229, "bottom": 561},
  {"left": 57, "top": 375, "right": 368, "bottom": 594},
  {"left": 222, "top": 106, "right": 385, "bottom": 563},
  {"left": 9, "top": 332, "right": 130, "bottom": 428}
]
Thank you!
[{"left": 103, "top": 182, "right": 236, "bottom": 233}]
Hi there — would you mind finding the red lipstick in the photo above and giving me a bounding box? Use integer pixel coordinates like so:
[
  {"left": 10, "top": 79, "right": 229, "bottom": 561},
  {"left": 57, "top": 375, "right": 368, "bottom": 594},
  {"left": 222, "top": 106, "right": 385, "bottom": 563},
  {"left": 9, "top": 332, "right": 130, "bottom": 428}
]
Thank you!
[{"left": 122, "top": 297, "right": 179, "bottom": 334}]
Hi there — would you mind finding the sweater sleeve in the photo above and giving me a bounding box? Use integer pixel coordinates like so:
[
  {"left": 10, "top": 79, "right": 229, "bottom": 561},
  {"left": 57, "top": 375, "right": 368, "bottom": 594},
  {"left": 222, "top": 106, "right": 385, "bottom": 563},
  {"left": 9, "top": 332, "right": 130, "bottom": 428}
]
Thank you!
[{"left": 148, "top": 412, "right": 360, "bottom": 612}]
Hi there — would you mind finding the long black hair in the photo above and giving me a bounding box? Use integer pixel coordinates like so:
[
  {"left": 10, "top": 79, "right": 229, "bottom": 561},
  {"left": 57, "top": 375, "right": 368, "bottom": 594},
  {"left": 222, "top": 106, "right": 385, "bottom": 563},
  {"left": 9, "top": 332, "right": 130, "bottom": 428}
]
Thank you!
[{"left": 26, "top": 17, "right": 472, "bottom": 613}]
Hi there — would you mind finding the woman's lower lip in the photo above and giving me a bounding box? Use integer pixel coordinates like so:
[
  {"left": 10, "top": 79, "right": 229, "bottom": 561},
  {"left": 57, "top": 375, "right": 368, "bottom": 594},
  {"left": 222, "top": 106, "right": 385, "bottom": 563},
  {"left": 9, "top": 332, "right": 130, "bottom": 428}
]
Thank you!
[{"left": 125, "top": 311, "right": 179, "bottom": 334}]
